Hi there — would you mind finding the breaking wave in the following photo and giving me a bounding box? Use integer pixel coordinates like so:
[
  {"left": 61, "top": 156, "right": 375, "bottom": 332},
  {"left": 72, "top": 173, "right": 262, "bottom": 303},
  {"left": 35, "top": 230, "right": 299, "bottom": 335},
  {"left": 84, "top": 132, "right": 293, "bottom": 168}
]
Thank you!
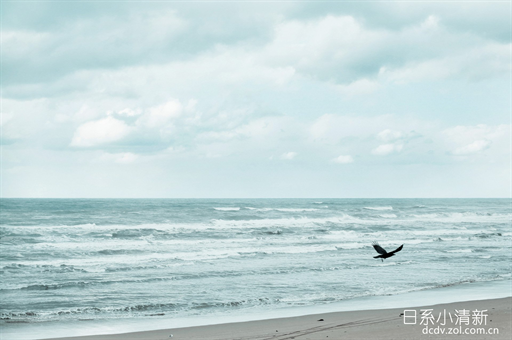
[{"left": 364, "top": 206, "right": 393, "bottom": 211}]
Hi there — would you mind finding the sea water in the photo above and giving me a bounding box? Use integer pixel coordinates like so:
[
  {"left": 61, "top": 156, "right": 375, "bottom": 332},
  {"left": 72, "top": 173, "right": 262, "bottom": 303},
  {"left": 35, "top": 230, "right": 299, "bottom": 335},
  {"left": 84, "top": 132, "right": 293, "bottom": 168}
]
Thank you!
[{"left": 1, "top": 198, "right": 511, "bottom": 339}]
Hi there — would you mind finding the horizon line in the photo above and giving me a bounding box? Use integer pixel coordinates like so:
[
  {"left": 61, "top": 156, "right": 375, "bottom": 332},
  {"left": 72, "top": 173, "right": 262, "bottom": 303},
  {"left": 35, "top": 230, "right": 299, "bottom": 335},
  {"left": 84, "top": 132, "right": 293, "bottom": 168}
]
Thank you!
[{"left": 1, "top": 197, "right": 509, "bottom": 199}]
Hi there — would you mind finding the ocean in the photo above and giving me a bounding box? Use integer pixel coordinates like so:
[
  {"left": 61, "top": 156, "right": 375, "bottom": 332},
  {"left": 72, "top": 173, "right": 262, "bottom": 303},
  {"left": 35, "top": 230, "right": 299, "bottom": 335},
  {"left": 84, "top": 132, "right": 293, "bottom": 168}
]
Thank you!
[{"left": 1, "top": 198, "right": 511, "bottom": 339}]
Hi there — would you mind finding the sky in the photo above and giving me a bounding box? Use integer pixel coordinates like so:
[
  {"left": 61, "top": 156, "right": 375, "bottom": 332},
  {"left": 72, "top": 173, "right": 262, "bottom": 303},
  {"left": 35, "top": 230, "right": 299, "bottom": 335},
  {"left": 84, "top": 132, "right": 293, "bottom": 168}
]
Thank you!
[{"left": 1, "top": 0, "right": 510, "bottom": 198}]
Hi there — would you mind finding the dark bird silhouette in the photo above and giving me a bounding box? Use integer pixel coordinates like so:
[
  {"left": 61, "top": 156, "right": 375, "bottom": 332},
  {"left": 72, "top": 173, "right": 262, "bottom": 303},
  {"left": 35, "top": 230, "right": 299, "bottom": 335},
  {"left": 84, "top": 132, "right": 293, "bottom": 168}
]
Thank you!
[{"left": 372, "top": 242, "right": 403, "bottom": 262}]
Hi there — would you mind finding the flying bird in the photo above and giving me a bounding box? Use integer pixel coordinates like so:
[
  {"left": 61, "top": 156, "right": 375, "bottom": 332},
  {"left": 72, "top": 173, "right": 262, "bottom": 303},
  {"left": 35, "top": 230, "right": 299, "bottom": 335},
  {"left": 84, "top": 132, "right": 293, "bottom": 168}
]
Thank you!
[{"left": 372, "top": 242, "right": 403, "bottom": 262}]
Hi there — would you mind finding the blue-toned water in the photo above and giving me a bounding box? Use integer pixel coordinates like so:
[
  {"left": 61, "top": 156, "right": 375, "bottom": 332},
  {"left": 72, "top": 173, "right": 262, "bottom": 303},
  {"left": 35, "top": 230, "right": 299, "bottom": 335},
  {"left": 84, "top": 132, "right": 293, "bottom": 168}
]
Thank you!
[{"left": 1, "top": 199, "right": 511, "bottom": 338}]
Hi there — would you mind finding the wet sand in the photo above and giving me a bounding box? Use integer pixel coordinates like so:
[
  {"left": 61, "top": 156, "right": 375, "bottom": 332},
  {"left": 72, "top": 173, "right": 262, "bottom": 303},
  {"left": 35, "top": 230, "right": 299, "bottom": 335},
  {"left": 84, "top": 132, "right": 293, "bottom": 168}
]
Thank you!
[{"left": 45, "top": 297, "right": 511, "bottom": 340}]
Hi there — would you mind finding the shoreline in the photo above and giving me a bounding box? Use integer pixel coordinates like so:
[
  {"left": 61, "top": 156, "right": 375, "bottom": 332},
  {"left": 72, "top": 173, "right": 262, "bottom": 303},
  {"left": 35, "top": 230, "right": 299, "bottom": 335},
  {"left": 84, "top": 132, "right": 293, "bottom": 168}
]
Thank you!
[
  {"left": 44, "top": 297, "right": 512, "bottom": 340},
  {"left": 3, "top": 279, "right": 510, "bottom": 340}
]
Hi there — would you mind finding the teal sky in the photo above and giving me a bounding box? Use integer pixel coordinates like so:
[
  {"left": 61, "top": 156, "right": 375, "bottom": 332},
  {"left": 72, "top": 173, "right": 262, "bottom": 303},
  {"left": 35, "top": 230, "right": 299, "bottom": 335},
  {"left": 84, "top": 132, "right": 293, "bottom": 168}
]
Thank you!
[{"left": 1, "top": 1, "right": 510, "bottom": 198}]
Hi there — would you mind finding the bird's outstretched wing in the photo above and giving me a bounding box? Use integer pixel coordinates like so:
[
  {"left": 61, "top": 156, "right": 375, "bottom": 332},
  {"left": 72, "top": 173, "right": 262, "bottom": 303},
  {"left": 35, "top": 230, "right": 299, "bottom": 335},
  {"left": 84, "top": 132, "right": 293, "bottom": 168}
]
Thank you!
[
  {"left": 372, "top": 242, "right": 387, "bottom": 255},
  {"left": 389, "top": 244, "right": 403, "bottom": 254}
]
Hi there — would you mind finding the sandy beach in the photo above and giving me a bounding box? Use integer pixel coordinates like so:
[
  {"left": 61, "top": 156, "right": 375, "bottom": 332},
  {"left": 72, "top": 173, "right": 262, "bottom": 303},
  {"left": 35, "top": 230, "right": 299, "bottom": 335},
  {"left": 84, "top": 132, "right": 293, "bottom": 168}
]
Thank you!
[{"left": 44, "top": 297, "right": 511, "bottom": 340}]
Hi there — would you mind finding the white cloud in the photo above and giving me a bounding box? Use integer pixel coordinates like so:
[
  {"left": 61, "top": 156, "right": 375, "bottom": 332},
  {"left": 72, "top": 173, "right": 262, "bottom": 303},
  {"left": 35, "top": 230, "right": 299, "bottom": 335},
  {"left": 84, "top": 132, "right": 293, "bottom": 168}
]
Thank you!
[
  {"left": 443, "top": 124, "right": 506, "bottom": 143},
  {"left": 199, "top": 119, "right": 266, "bottom": 141},
  {"left": 117, "top": 108, "right": 142, "bottom": 117},
  {"left": 377, "top": 129, "right": 403, "bottom": 142},
  {"left": 420, "top": 15, "right": 440, "bottom": 30},
  {"left": 310, "top": 114, "right": 370, "bottom": 143},
  {"left": 2, "top": 30, "right": 52, "bottom": 60},
  {"left": 99, "top": 152, "right": 139, "bottom": 164},
  {"left": 71, "top": 116, "right": 131, "bottom": 147},
  {"left": 197, "top": 116, "right": 293, "bottom": 144},
  {"left": 453, "top": 140, "right": 491, "bottom": 155},
  {"left": 332, "top": 155, "right": 354, "bottom": 164},
  {"left": 3, "top": 7, "right": 510, "bottom": 198},
  {"left": 0, "top": 112, "right": 14, "bottom": 127},
  {"left": 2, "top": 9, "right": 187, "bottom": 87},
  {"left": 372, "top": 143, "right": 403, "bottom": 156},
  {"left": 254, "top": 13, "right": 508, "bottom": 86},
  {"left": 309, "top": 114, "right": 420, "bottom": 145},
  {"left": 137, "top": 99, "right": 182, "bottom": 128},
  {"left": 81, "top": 12, "right": 493, "bottom": 100},
  {"left": 442, "top": 124, "right": 508, "bottom": 156},
  {"left": 74, "top": 104, "right": 101, "bottom": 123},
  {"left": 281, "top": 152, "right": 297, "bottom": 160},
  {"left": 380, "top": 42, "right": 509, "bottom": 85},
  {"left": 260, "top": 15, "right": 385, "bottom": 83},
  {"left": 337, "top": 78, "right": 380, "bottom": 96}
]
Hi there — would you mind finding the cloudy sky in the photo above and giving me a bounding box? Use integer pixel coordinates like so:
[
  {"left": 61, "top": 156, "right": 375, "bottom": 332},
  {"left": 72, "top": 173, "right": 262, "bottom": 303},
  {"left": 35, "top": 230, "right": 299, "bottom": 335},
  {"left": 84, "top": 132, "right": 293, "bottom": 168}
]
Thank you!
[{"left": 2, "top": 1, "right": 510, "bottom": 198}]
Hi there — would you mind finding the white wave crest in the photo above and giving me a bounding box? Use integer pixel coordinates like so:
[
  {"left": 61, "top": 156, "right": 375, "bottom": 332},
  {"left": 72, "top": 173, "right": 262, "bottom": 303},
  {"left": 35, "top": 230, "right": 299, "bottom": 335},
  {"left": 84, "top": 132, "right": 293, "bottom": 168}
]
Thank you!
[
  {"left": 245, "top": 207, "right": 319, "bottom": 212},
  {"left": 380, "top": 214, "right": 397, "bottom": 218},
  {"left": 214, "top": 207, "right": 240, "bottom": 211},
  {"left": 364, "top": 206, "right": 393, "bottom": 211}
]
